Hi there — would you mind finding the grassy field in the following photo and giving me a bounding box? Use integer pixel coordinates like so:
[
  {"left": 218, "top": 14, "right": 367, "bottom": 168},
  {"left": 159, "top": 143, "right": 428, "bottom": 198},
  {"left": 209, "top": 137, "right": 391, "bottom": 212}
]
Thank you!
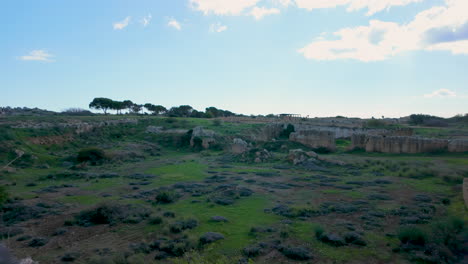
[{"left": 0, "top": 115, "right": 466, "bottom": 264}]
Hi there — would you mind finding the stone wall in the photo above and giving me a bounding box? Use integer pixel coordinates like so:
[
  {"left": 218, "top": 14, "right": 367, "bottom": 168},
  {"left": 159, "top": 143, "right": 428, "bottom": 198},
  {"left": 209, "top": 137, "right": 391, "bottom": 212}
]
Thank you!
[
  {"left": 448, "top": 139, "right": 468, "bottom": 153},
  {"left": 351, "top": 134, "right": 468, "bottom": 153},
  {"left": 293, "top": 125, "right": 413, "bottom": 139},
  {"left": 289, "top": 130, "right": 336, "bottom": 151}
]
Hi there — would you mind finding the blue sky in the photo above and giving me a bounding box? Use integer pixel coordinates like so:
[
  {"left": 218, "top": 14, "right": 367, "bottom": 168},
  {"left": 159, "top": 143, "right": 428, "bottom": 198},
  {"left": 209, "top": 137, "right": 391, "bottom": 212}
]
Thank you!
[{"left": 1, "top": 0, "right": 467, "bottom": 118}]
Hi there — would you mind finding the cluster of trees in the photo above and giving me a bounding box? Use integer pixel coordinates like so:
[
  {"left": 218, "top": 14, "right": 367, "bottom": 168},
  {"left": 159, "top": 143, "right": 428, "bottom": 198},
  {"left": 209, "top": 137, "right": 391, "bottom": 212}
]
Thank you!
[{"left": 88, "top": 97, "right": 236, "bottom": 118}]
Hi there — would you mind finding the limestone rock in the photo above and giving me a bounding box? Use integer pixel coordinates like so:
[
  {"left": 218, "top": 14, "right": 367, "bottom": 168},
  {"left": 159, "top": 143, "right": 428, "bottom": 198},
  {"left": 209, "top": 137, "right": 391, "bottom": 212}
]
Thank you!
[
  {"left": 146, "top": 126, "right": 164, "bottom": 134},
  {"left": 448, "top": 139, "right": 468, "bottom": 152},
  {"left": 190, "top": 127, "right": 217, "bottom": 149},
  {"left": 289, "top": 130, "right": 336, "bottom": 151},
  {"left": 231, "top": 138, "right": 249, "bottom": 154},
  {"left": 287, "top": 149, "right": 318, "bottom": 165}
]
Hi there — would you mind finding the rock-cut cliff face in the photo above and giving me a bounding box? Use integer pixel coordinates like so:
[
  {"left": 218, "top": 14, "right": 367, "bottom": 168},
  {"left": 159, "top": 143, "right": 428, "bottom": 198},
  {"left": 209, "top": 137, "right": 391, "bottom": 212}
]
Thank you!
[
  {"left": 448, "top": 139, "right": 468, "bottom": 153},
  {"left": 289, "top": 130, "right": 336, "bottom": 151},
  {"left": 352, "top": 134, "right": 468, "bottom": 153}
]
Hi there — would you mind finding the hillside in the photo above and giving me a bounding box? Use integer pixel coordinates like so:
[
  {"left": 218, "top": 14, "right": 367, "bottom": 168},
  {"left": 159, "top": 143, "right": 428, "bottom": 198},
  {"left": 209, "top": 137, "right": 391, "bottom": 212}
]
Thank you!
[{"left": 0, "top": 114, "right": 467, "bottom": 264}]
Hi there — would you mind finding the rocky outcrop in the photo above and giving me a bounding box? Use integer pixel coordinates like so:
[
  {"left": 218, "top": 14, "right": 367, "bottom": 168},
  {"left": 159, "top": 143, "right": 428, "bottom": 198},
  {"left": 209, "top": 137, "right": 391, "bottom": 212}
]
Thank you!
[
  {"left": 287, "top": 149, "right": 318, "bottom": 165},
  {"left": 190, "top": 127, "right": 217, "bottom": 149},
  {"left": 293, "top": 125, "right": 413, "bottom": 139},
  {"left": 289, "top": 130, "right": 336, "bottom": 151},
  {"left": 253, "top": 149, "right": 272, "bottom": 163},
  {"left": 146, "top": 126, "right": 188, "bottom": 135},
  {"left": 448, "top": 139, "right": 468, "bottom": 153},
  {"left": 351, "top": 134, "right": 468, "bottom": 153},
  {"left": 12, "top": 119, "right": 138, "bottom": 134},
  {"left": 254, "top": 124, "right": 284, "bottom": 141},
  {"left": 231, "top": 138, "right": 249, "bottom": 154}
]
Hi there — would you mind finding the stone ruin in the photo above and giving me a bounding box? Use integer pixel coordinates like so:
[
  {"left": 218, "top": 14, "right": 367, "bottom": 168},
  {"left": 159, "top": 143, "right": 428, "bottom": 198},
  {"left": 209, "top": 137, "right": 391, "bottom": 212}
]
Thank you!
[
  {"left": 289, "top": 130, "right": 337, "bottom": 151},
  {"left": 351, "top": 134, "right": 468, "bottom": 153}
]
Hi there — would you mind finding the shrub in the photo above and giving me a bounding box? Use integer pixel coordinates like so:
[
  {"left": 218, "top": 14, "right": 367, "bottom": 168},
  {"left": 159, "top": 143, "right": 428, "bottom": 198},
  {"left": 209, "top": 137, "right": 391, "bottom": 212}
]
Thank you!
[
  {"left": 155, "top": 191, "right": 178, "bottom": 204},
  {"left": 77, "top": 147, "right": 107, "bottom": 165},
  {"left": 398, "top": 227, "right": 427, "bottom": 246},
  {"left": 212, "top": 119, "right": 222, "bottom": 126},
  {"left": 279, "top": 124, "right": 295, "bottom": 139},
  {"left": 279, "top": 246, "right": 313, "bottom": 260},
  {"left": 0, "top": 185, "right": 8, "bottom": 208},
  {"left": 148, "top": 215, "right": 163, "bottom": 225},
  {"left": 74, "top": 204, "right": 149, "bottom": 226}
]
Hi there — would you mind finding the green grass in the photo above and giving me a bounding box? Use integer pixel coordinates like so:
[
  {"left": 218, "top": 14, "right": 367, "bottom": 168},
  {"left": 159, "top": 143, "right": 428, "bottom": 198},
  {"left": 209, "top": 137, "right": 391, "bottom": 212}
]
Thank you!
[
  {"left": 321, "top": 189, "right": 365, "bottom": 199},
  {"left": 292, "top": 222, "right": 395, "bottom": 263},
  {"left": 59, "top": 194, "right": 112, "bottom": 205},
  {"left": 162, "top": 194, "right": 280, "bottom": 255},
  {"left": 146, "top": 161, "right": 208, "bottom": 186},
  {"left": 400, "top": 177, "right": 453, "bottom": 193}
]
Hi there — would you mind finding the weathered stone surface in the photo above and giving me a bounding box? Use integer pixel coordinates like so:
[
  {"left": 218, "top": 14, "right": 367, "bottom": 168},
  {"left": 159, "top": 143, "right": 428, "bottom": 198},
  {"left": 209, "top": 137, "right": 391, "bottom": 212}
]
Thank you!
[
  {"left": 287, "top": 149, "right": 318, "bottom": 165},
  {"left": 12, "top": 119, "right": 138, "bottom": 134},
  {"left": 254, "top": 124, "right": 284, "bottom": 141},
  {"left": 351, "top": 134, "right": 467, "bottom": 153},
  {"left": 231, "top": 138, "right": 249, "bottom": 154},
  {"left": 254, "top": 149, "right": 272, "bottom": 163},
  {"left": 289, "top": 130, "right": 336, "bottom": 151},
  {"left": 293, "top": 125, "right": 413, "bottom": 139},
  {"left": 146, "top": 126, "right": 164, "bottom": 133},
  {"left": 448, "top": 139, "right": 468, "bottom": 152},
  {"left": 190, "top": 127, "right": 217, "bottom": 149}
]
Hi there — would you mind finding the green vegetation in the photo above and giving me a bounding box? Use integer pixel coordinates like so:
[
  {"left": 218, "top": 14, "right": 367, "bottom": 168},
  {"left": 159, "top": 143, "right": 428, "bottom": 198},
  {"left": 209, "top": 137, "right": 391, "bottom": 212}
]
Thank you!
[{"left": 0, "top": 113, "right": 466, "bottom": 264}]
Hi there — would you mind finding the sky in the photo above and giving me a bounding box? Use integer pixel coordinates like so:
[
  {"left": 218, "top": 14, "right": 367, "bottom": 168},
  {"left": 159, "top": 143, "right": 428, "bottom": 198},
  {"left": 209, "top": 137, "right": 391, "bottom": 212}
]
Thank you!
[{"left": 1, "top": 0, "right": 467, "bottom": 118}]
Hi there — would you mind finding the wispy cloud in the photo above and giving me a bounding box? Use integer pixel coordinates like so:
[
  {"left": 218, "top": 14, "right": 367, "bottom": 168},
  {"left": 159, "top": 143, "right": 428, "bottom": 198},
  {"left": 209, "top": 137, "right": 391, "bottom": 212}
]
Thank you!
[
  {"left": 168, "top": 18, "right": 182, "bottom": 30},
  {"left": 250, "top": 7, "right": 281, "bottom": 20},
  {"left": 190, "top": 0, "right": 261, "bottom": 15},
  {"left": 141, "top": 14, "right": 152, "bottom": 27},
  {"left": 19, "top": 50, "right": 54, "bottom": 62},
  {"left": 113, "top": 16, "right": 131, "bottom": 30},
  {"left": 210, "top": 23, "right": 228, "bottom": 33},
  {"left": 424, "top": 89, "right": 457, "bottom": 98},
  {"left": 298, "top": 0, "right": 468, "bottom": 62},
  {"left": 295, "top": 0, "right": 424, "bottom": 16},
  {"left": 275, "top": 0, "right": 293, "bottom": 7}
]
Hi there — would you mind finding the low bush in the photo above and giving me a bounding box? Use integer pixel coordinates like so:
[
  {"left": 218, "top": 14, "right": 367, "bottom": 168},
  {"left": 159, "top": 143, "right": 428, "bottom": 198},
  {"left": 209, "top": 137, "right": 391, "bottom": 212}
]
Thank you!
[
  {"left": 279, "top": 245, "right": 313, "bottom": 260},
  {"left": 155, "top": 191, "right": 179, "bottom": 204},
  {"left": 0, "top": 185, "right": 8, "bottom": 208},
  {"left": 74, "top": 204, "right": 150, "bottom": 227},
  {"left": 398, "top": 226, "right": 427, "bottom": 246},
  {"left": 77, "top": 147, "right": 107, "bottom": 165}
]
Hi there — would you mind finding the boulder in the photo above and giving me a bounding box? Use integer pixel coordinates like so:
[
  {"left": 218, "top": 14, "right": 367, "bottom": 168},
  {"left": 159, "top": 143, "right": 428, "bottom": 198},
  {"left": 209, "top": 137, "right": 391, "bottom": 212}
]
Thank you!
[
  {"left": 254, "top": 149, "right": 271, "bottom": 163},
  {"left": 231, "top": 138, "right": 249, "bottom": 154},
  {"left": 287, "top": 149, "right": 318, "bottom": 165}
]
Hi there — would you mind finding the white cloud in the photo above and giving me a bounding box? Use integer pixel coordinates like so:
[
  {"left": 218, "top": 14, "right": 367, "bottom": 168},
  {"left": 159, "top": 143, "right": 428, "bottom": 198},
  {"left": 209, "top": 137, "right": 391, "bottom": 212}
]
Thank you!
[
  {"left": 189, "top": 0, "right": 261, "bottom": 15},
  {"left": 275, "top": 0, "right": 293, "bottom": 7},
  {"left": 426, "top": 40, "right": 468, "bottom": 55},
  {"left": 295, "top": 0, "right": 424, "bottom": 16},
  {"left": 424, "top": 89, "right": 457, "bottom": 98},
  {"left": 19, "top": 50, "right": 54, "bottom": 62},
  {"left": 299, "top": 0, "right": 468, "bottom": 61},
  {"left": 168, "top": 18, "right": 182, "bottom": 30},
  {"left": 250, "top": 6, "right": 281, "bottom": 20},
  {"left": 141, "top": 14, "right": 152, "bottom": 27},
  {"left": 113, "top": 16, "right": 131, "bottom": 30},
  {"left": 210, "top": 22, "right": 228, "bottom": 32}
]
